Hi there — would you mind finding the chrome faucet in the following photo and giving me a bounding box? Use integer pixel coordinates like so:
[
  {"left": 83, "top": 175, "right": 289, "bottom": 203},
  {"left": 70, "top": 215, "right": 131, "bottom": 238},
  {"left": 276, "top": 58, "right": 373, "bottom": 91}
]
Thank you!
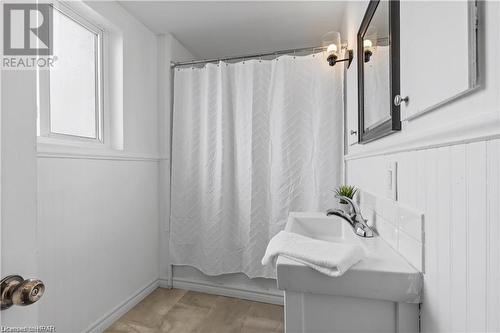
[{"left": 326, "top": 195, "right": 374, "bottom": 238}]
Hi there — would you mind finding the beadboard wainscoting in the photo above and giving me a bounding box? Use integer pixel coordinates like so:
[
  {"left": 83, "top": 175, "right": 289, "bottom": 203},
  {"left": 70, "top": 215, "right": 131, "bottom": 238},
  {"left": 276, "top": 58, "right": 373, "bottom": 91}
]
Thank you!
[{"left": 346, "top": 138, "right": 500, "bottom": 333}]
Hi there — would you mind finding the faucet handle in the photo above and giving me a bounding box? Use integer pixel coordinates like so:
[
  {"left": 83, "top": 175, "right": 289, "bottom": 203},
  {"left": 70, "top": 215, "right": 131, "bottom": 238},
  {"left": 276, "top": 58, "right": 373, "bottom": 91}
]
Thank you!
[{"left": 355, "top": 227, "right": 366, "bottom": 237}]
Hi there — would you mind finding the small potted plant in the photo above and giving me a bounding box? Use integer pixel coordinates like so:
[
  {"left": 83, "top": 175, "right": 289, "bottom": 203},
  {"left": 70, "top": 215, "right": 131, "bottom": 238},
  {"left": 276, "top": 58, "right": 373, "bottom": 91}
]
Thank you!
[{"left": 334, "top": 185, "right": 358, "bottom": 214}]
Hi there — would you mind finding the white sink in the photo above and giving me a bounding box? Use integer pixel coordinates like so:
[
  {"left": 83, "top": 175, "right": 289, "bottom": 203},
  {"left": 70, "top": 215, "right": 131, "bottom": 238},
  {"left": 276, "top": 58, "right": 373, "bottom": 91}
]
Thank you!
[
  {"left": 277, "top": 212, "right": 423, "bottom": 333},
  {"left": 284, "top": 212, "right": 362, "bottom": 244},
  {"left": 277, "top": 212, "right": 422, "bottom": 303}
]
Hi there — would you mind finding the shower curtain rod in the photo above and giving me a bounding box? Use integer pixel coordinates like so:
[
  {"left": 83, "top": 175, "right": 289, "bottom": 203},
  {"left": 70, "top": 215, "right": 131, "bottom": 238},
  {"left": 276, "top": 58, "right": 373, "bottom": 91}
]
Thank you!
[{"left": 170, "top": 45, "right": 335, "bottom": 68}]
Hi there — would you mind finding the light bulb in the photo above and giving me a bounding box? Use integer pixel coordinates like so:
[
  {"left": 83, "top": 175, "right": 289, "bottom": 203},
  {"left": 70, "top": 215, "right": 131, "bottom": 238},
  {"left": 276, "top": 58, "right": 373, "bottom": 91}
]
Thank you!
[
  {"left": 363, "top": 39, "right": 373, "bottom": 48},
  {"left": 327, "top": 43, "right": 338, "bottom": 54}
]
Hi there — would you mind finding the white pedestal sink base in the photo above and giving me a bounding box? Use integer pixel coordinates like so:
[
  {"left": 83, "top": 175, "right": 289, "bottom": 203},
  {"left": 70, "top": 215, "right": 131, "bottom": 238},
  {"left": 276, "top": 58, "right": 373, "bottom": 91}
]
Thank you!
[{"left": 284, "top": 291, "right": 419, "bottom": 333}]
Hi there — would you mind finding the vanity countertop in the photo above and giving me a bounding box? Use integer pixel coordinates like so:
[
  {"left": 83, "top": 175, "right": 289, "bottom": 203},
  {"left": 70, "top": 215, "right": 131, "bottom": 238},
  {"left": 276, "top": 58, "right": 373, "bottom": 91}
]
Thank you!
[{"left": 276, "top": 212, "right": 423, "bottom": 303}]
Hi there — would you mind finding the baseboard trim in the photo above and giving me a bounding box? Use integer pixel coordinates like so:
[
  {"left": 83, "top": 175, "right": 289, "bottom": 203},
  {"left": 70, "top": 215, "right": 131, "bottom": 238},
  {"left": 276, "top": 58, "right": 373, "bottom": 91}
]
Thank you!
[
  {"left": 168, "top": 278, "right": 284, "bottom": 305},
  {"left": 85, "top": 279, "right": 159, "bottom": 333},
  {"left": 159, "top": 278, "right": 172, "bottom": 289}
]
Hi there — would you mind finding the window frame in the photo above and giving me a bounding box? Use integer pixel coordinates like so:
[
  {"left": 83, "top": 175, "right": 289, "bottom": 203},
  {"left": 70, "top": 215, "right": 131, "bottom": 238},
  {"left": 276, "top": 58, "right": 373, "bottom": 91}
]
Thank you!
[{"left": 38, "top": 1, "right": 104, "bottom": 143}]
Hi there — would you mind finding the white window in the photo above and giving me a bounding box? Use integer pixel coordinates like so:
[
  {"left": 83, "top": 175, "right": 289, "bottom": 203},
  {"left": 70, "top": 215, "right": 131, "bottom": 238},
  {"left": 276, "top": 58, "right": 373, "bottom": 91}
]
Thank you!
[{"left": 38, "top": 3, "right": 103, "bottom": 142}]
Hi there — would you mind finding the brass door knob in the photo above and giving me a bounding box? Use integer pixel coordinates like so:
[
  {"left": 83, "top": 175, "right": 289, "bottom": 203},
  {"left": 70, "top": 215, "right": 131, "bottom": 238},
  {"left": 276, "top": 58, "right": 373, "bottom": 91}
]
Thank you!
[
  {"left": 1, "top": 275, "right": 45, "bottom": 310},
  {"left": 12, "top": 279, "right": 45, "bottom": 306}
]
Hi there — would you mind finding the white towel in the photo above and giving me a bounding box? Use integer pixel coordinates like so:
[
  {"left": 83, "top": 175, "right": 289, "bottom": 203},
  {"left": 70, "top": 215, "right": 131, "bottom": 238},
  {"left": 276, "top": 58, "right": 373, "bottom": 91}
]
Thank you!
[{"left": 261, "top": 231, "right": 365, "bottom": 277}]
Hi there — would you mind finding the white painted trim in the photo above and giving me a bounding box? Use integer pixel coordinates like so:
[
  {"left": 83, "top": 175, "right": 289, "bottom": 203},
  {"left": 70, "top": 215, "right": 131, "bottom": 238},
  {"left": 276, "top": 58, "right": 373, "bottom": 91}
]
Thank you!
[
  {"left": 345, "top": 113, "right": 500, "bottom": 161},
  {"left": 85, "top": 279, "right": 159, "bottom": 333},
  {"left": 37, "top": 144, "right": 168, "bottom": 162},
  {"left": 168, "top": 278, "right": 284, "bottom": 306},
  {"left": 158, "top": 278, "right": 171, "bottom": 289},
  {"left": 37, "top": 151, "right": 163, "bottom": 162}
]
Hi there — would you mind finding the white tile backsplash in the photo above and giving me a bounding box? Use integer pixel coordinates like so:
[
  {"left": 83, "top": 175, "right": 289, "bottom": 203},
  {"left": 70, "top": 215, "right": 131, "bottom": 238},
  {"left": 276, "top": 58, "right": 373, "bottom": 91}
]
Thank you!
[
  {"left": 381, "top": 198, "right": 399, "bottom": 225},
  {"left": 399, "top": 204, "right": 425, "bottom": 243},
  {"left": 377, "top": 219, "right": 399, "bottom": 250},
  {"left": 398, "top": 231, "right": 424, "bottom": 272},
  {"left": 358, "top": 190, "right": 425, "bottom": 271}
]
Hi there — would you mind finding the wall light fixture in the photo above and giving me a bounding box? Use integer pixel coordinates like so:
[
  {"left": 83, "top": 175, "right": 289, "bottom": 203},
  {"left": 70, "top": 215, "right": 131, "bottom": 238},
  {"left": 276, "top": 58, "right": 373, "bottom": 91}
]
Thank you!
[
  {"left": 363, "top": 39, "right": 373, "bottom": 63},
  {"left": 322, "top": 31, "right": 354, "bottom": 68}
]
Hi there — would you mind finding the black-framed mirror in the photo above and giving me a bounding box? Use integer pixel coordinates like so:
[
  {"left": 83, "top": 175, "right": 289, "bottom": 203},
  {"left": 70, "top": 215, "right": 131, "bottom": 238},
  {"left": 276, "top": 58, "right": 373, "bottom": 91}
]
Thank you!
[{"left": 357, "top": 0, "right": 400, "bottom": 143}]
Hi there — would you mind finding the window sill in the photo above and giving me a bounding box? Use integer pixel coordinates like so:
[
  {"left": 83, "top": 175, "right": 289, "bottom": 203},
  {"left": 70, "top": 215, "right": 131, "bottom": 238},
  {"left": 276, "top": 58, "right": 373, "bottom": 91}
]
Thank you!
[{"left": 37, "top": 139, "right": 163, "bottom": 162}]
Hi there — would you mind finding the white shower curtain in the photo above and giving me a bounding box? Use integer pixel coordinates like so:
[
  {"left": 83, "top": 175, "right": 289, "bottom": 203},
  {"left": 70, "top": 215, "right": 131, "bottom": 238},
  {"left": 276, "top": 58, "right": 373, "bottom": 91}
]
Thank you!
[{"left": 170, "top": 53, "right": 343, "bottom": 278}]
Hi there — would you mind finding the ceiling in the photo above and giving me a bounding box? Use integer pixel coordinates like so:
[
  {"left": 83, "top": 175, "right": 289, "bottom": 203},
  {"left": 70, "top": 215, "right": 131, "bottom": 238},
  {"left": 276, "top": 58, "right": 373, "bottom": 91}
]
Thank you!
[{"left": 119, "top": 1, "right": 348, "bottom": 60}]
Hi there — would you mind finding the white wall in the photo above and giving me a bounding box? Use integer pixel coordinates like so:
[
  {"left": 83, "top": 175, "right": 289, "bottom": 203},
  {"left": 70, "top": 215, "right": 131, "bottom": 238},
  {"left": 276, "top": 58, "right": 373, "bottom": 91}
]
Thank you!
[
  {"left": 342, "top": 1, "right": 500, "bottom": 332},
  {"left": 37, "top": 159, "right": 159, "bottom": 332},
  {"left": 36, "top": 2, "right": 159, "bottom": 332},
  {"left": 157, "top": 33, "right": 195, "bottom": 285},
  {"left": 85, "top": 1, "right": 159, "bottom": 156}
]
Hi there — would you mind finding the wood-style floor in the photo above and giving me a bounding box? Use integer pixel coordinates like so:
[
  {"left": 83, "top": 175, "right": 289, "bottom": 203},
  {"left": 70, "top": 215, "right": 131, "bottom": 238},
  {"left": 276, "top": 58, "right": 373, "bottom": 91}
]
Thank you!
[{"left": 105, "top": 288, "right": 284, "bottom": 333}]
